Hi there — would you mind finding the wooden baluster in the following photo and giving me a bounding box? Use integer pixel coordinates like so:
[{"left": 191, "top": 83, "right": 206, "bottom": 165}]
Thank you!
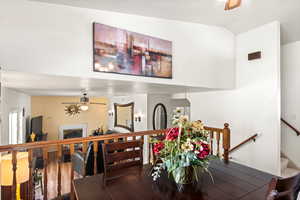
[
  {"left": 69, "top": 144, "right": 75, "bottom": 200},
  {"left": 82, "top": 142, "right": 88, "bottom": 155},
  {"left": 11, "top": 151, "right": 17, "bottom": 200},
  {"left": 57, "top": 144, "right": 62, "bottom": 199},
  {"left": 223, "top": 123, "right": 231, "bottom": 164},
  {"left": 93, "top": 141, "right": 98, "bottom": 175},
  {"left": 210, "top": 131, "right": 214, "bottom": 155},
  {"left": 133, "top": 136, "right": 136, "bottom": 141},
  {"left": 149, "top": 136, "right": 155, "bottom": 165},
  {"left": 216, "top": 132, "right": 220, "bottom": 157},
  {"left": 148, "top": 137, "right": 151, "bottom": 164},
  {"left": 43, "top": 147, "right": 48, "bottom": 200},
  {"left": 28, "top": 149, "right": 33, "bottom": 200},
  {"left": 82, "top": 142, "right": 88, "bottom": 177}
]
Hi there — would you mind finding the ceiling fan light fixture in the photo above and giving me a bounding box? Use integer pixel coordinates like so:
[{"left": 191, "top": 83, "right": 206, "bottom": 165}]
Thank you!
[
  {"left": 80, "top": 104, "right": 89, "bottom": 111},
  {"left": 225, "top": 0, "right": 241, "bottom": 10}
]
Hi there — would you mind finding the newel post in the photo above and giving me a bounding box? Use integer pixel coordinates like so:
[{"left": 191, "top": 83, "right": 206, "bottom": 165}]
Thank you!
[{"left": 223, "top": 123, "right": 230, "bottom": 164}]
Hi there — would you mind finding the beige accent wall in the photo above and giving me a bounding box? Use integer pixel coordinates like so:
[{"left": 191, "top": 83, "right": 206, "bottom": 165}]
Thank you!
[{"left": 31, "top": 96, "right": 108, "bottom": 141}]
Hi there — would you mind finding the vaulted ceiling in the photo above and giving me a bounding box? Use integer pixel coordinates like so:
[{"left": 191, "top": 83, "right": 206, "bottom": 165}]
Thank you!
[{"left": 31, "top": 0, "right": 300, "bottom": 44}]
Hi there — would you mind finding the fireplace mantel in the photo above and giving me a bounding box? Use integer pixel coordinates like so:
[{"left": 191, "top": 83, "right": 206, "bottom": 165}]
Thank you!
[{"left": 59, "top": 124, "right": 88, "bottom": 140}]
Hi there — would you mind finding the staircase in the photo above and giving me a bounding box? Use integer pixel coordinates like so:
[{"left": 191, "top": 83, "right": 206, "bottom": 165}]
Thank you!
[
  {"left": 281, "top": 118, "right": 300, "bottom": 178},
  {"left": 281, "top": 157, "right": 300, "bottom": 178}
]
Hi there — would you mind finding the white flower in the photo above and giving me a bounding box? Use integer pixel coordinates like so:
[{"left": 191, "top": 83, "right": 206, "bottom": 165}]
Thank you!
[
  {"left": 201, "top": 140, "right": 208, "bottom": 144},
  {"left": 181, "top": 142, "right": 194, "bottom": 152},
  {"left": 199, "top": 146, "right": 204, "bottom": 151}
]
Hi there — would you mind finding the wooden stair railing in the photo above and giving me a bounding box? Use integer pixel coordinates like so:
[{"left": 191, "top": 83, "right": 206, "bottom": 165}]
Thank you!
[
  {"left": 0, "top": 124, "right": 230, "bottom": 200},
  {"left": 204, "top": 123, "right": 231, "bottom": 164},
  {"left": 228, "top": 133, "right": 258, "bottom": 154},
  {"left": 281, "top": 118, "right": 300, "bottom": 136}
]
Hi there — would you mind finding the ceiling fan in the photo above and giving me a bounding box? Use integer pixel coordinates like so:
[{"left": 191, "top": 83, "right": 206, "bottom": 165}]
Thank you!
[
  {"left": 224, "top": 0, "right": 241, "bottom": 10},
  {"left": 62, "top": 92, "right": 106, "bottom": 112}
]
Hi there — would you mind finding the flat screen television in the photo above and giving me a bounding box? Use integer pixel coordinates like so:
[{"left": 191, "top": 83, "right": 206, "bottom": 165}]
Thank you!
[{"left": 31, "top": 116, "right": 43, "bottom": 135}]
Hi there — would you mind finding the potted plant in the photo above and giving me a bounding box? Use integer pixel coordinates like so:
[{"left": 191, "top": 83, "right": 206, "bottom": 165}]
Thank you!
[{"left": 151, "top": 110, "right": 216, "bottom": 189}]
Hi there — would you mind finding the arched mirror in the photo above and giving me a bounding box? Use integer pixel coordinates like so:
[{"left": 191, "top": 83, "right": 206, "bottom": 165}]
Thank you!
[{"left": 153, "top": 103, "right": 167, "bottom": 130}]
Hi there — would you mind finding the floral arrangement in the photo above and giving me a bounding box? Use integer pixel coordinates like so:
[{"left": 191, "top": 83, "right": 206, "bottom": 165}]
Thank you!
[{"left": 151, "top": 108, "right": 216, "bottom": 184}]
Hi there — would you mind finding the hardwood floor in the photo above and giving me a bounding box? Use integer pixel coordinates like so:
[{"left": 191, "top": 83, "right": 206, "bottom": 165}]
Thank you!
[{"left": 38, "top": 152, "right": 78, "bottom": 200}]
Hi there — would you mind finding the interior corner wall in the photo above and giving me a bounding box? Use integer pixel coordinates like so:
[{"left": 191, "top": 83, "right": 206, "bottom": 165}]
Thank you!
[
  {"left": 188, "top": 21, "right": 281, "bottom": 175},
  {"left": 0, "top": 0, "right": 235, "bottom": 89},
  {"left": 281, "top": 41, "right": 300, "bottom": 168}
]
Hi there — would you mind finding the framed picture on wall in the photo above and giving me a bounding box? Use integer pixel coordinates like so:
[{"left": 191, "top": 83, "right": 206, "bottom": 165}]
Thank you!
[{"left": 93, "top": 23, "right": 173, "bottom": 79}]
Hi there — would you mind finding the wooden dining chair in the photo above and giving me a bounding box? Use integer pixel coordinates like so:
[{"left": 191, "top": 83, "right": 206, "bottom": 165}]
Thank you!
[
  {"left": 102, "top": 140, "right": 144, "bottom": 185},
  {"left": 266, "top": 173, "right": 300, "bottom": 200}
]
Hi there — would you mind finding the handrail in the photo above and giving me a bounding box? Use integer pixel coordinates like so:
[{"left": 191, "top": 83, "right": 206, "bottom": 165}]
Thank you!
[
  {"left": 0, "top": 129, "right": 168, "bottom": 152},
  {"left": 229, "top": 133, "right": 258, "bottom": 154},
  {"left": 281, "top": 118, "right": 300, "bottom": 136}
]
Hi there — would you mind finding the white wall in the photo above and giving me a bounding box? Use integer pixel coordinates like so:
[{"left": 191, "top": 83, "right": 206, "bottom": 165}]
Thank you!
[
  {"left": 0, "top": 0, "right": 235, "bottom": 89},
  {"left": 147, "top": 94, "right": 173, "bottom": 130},
  {"left": 108, "top": 94, "right": 148, "bottom": 132},
  {"left": 188, "top": 21, "right": 281, "bottom": 175},
  {"left": 281, "top": 41, "right": 300, "bottom": 168},
  {"left": 1, "top": 88, "right": 31, "bottom": 145}
]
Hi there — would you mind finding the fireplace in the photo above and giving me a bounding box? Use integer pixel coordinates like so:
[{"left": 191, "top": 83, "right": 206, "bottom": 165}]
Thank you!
[
  {"left": 63, "top": 128, "right": 82, "bottom": 139},
  {"left": 59, "top": 124, "right": 87, "bottom": 140}
]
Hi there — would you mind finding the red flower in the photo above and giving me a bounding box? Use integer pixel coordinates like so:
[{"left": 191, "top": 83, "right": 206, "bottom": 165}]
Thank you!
[
  {"left": 197, "top": 143, "right": 210, "bottom": 159},
  {"left": 153, "top": 142, "right": 164, "bottom": 155},
  {"left": 165, "top": 128, "right": 179, "bottom": 141}
]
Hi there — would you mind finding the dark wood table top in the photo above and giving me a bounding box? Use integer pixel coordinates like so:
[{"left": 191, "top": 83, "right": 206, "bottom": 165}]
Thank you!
[{"left": 73, "top": 160, "right": 274, "bottom": 200}]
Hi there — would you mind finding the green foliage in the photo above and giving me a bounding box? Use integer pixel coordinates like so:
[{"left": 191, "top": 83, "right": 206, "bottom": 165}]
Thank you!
[{"left": 151, "top": 114, "right": 219, "bottom": 183}]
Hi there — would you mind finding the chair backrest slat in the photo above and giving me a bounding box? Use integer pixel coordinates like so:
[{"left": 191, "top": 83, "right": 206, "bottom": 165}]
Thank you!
[
  {"left": 107, "top": 160, "right": 141, "bottom": 172},
  {"left": 106, "top": 150, "right": 141, "bottom": 163},
  {"left": 106, "top": 141, "right": 141, "bottom": 152}
]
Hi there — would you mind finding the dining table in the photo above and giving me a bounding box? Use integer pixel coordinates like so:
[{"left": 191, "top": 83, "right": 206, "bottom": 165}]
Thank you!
[{"left": 73, "top": 160, "right": 274, "bottom": 200}]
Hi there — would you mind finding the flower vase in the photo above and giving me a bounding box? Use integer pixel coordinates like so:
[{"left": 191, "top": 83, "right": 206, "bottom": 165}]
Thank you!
[
  {"left": 172, "top": 167, "right": 196, "bottom": 191},
  {"left": 172, "top": 166, "right": 195, "bottom": 184}
]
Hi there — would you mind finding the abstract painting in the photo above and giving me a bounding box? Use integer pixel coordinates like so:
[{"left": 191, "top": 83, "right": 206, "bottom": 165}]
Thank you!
[{"left": 93, "top": 23, "right": 172, "bottom": 78}]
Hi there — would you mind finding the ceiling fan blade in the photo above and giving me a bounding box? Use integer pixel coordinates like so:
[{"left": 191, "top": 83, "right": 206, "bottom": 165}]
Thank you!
[
  {"left": 90, "top": 102, "right": 107, "bottom": 105},
  {"left": 62, "top": 102, "right": 81, "bottom": 104}
]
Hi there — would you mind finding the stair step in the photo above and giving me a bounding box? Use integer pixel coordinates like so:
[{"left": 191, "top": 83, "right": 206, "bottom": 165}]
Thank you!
[
  {"left": 281, "top": 157, "right": 289, "bottom": 170},
  {"left": 281, "top": 167, "right": 300, "bottom": 178}
]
